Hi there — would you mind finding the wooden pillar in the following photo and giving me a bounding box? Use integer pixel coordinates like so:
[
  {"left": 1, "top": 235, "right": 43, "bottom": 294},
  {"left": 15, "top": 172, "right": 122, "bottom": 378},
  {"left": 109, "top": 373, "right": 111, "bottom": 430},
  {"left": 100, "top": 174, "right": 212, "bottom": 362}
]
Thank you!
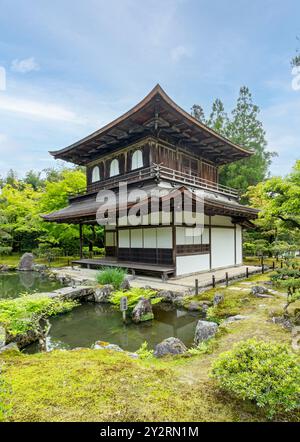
[{"left": 79, "top": 223, "right": 83, "bottom": 259}]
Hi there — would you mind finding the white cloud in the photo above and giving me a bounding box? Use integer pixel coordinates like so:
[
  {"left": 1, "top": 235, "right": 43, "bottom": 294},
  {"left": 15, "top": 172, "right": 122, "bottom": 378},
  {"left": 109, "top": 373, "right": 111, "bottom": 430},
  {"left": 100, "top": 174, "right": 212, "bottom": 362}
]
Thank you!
[
  {"left": 170, "top": 45, "right": 191, "bottom": 63},
  {"left": 11, "top": 57, "right": 40, "bottom": 73},
  {"left": 0, "top": 95, "right": 86, "bottom": 124}
]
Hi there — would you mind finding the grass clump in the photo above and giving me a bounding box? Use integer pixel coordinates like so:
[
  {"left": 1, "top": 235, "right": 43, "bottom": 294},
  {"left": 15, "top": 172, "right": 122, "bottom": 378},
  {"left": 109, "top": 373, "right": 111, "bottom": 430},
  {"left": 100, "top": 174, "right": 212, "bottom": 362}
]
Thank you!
[
  {"left": 96, "top": 267, "right": 127, "bottom": 290},
  {"left": 0, "top": 294, "right": 78, "bottom": 336},
  {"left": 110, "top": 287, "right": 160, "bottom": 310},
  {"left": 136, "top": 341, "right": 154, "bottom": 359},
  {"left": 211, "top": 338, "right": 300, "bottom": 418}
]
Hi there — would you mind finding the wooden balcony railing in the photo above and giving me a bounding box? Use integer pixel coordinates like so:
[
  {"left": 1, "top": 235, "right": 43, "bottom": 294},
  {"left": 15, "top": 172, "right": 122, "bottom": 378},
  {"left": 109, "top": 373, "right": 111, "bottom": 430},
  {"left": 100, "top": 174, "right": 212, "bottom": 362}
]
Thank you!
[{"left": 69, "top": 164, "right": 239, "bottom": 202}]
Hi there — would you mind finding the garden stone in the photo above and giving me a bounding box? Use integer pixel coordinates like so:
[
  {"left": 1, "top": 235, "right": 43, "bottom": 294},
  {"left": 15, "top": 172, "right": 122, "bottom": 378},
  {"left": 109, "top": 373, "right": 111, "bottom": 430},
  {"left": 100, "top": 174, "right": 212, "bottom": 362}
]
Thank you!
[
  {"left": 250, "top": 286, "right": 273, "bottom": 298},
  {"left": 187, "top": 301, "right": 202, "bottom": 311},
  {"left": 0, "top": 264, "right": 9, "bottom": 272},
  {"left": 18, "top": 252, "right": 34, "bottom": 271},
  {"left": 154, "top": 337, "right": 187, "bottom": 358},
  {"left": 94, "top": 284, "right": 113, "bottom": 303},
  {"left": 132, "top": 298, "right": 154, "bottom": 323},
  {"left": 213, "top": 293, "right": 224, "bottom": 306},
  {"left": 0, "top": 343, "right": 20, "bottom": 354},
  {"left": 194, "top": 320, "right": 218, "bottom": 344},
  {"left": 94, "top": 341, "right": 124, "bottom": 352},
  {"left": 158, "top": 290, "right": 176, "bottom": 303},
  {"left": 120, "top": 278, "right": 131, "bottom": 291},
  {"left": 223, "top": 315, "right": 249, "bottom": 324},
  {"left": 32, "top": 264, "right": 48, "bottom": 272}
]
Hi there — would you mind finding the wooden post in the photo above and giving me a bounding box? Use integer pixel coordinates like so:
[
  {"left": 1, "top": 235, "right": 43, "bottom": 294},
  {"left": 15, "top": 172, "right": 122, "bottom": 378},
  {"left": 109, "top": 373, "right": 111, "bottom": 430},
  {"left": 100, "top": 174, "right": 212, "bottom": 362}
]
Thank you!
[
  {"left": 280, "top": 260, "right": 283, "bottom": 269},
  {"left": 272, "top": 261, "right": 275, "bottom": 270},
  {"left": 212, "top": 275, "right": 215, "bottom": 288},
  {"left": 195, "top": 279, "right": 199, "bottom": 295},
  {"left": 261, "top": 256, "right": 264, "bottom": 274},
  {"left": 225, "top": 272, "right": 229, "bottom": 287},
  {"left": 79, "top": 223, "right": 83, "bottom": 259},
  {"left": 246, "top": 267, "right": 249, "bottom": 278}
]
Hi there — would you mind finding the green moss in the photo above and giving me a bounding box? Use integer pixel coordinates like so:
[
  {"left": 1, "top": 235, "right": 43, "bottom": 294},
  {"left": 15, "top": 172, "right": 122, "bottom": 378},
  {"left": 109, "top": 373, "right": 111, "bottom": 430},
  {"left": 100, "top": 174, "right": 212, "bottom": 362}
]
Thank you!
[{"left": 140, "top": 312, "right": 154, "bottom": 322}]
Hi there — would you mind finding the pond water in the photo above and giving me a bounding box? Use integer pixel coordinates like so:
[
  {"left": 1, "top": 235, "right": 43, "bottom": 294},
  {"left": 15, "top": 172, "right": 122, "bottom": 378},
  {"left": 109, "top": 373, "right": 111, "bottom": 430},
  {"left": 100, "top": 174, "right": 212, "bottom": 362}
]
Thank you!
[
  {"left": 0, "top": 271, "right": 66, "bottom": 299},
  {"left": 25, "top": 303, "right": 202, "bottom": 353}
]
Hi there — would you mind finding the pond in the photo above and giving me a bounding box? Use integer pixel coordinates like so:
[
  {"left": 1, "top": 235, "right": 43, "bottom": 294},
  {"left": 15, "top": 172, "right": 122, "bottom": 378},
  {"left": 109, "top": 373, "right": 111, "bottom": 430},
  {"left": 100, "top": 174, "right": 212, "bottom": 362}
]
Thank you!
[
  {"left": 25, "top": 303, "right": 202, "bottom": 353},
  {"left": 0, "top": 271, "right": 66, "bottom": 299}
]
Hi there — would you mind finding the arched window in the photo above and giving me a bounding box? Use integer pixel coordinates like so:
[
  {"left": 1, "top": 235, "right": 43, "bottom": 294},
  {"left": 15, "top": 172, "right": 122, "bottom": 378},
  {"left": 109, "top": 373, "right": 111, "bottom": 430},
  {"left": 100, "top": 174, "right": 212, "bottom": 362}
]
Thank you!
[
  {"left": 131, "top": 149, "right": 143, "bottom": 170},
  {"left": 110, "top": 159, "right": 119, "bottom": 177},
  {"left": 92, "top": 166, "right": 100, "bottom": 182}
]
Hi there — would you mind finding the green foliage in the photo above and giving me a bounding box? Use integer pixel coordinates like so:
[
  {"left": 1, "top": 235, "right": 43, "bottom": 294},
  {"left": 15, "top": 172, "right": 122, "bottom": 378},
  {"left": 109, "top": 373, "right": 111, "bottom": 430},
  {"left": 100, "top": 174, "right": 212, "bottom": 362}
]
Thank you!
[
  {"left": 0, "top": 366, "right": 10, "bottom": 422},
  {"left": 96, "top": 267, "right": 127, "bottom": 290},
  {"left": 110, "top": 287, "right": 159, "bottom": 309},
  {"left": 211, "top": 339, "right": 300, "bottom": 418},
  {"left": 192, "top": 86, "right": 274, "bottom": 196},
  {"left": 0, "top": 294, "right": 78, "bottom": 336},
  {"left": 187, "top": 340, "right": 216, "bottom": 356},
  {"left": 136, "top": 341, "right": 154, "bottom": 359}
]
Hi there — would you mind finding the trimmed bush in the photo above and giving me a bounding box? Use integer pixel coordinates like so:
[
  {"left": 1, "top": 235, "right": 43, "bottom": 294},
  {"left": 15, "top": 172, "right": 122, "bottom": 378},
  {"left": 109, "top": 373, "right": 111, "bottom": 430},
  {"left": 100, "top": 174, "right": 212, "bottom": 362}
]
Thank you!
[
  {"left": 211, "top": 339, "right": 300, "bottom": 418},
  {"left": 96, "top": 267, "right": 127, "bottom": 290}
]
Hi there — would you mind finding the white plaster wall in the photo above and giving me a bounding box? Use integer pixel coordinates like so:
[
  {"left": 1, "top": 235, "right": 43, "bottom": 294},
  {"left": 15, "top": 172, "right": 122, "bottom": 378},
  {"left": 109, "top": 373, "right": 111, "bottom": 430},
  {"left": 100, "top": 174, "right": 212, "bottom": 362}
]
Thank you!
[
  {"left": 131, "top": 229, "right": 143, "bottom": 247},
  {"left": 176, "top": 226, "right": 205, "bottom": 245},
  {"left": 143, "top": 228, "right": 157, "bottom": 248},
  {"left": 176, "top": 254, "right": 210, "bottom": 276},
  {"left": 157, "top": 227, "right": 172, "bottom": 248},
  {"left": 235, "top": 225, "right": 243, "bottom": 264},
  {"left": 211, "top": 227, "right": 235, "bottom": 268},
  {"left": 118, "top": 229, "right": 130, "bottom": 247}
]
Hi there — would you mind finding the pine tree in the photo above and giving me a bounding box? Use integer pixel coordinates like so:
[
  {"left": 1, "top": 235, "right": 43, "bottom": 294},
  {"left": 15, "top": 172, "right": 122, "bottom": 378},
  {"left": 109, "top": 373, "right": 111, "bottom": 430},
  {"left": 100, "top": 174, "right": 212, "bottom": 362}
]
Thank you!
[
  {"left": 206, "top": 98, "right": 229, "bottom": 135},
  {"left": 191, "top": 104, "right": 206, "bottom": 123},
  {"left": 218, "top": 86, "right": 274, "bottom": 196}
]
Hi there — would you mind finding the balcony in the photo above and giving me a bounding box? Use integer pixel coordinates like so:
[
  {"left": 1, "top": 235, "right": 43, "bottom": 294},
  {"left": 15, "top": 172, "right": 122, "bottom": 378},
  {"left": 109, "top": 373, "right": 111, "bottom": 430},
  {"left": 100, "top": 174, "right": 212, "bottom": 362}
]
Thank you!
[{"left": 69, "top": 164, "right": 239, "bottom": 202}]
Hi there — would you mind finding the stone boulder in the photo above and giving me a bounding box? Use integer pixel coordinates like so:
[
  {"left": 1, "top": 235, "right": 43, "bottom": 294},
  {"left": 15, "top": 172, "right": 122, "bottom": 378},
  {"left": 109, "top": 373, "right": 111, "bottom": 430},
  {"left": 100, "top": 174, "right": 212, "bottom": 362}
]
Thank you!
[
  {"left": 250, "top": 286, "right": 273, "bottom": 298},
  {"left": 93, "top": 341, "right": 138, "bottom": 358},
  {"left": 213, "top": 293, "right": 224, "bottom": 306},
  {"left": 131, "top": 297, "right": 154, "bottom": 323},
  {"left": 158, "top": 290, "right": 176, "bottom": 303},
  {"left": 154, "top": 337, "right": 187, "bottom": 358},
  {"left": 194, "top": 320, "right": 218, "bottom": 345},
  {"left": 223, "top": 315, "right": 249, "bottom": 324},
  {"left": 187, "top": 301, "right": 202, "bottom": 312},
  {"left": 94, "top": 284, "right": 114, "bottom": 303},
  {"left": 0, "top": 343, "right": 20, "bottom": 354},
  {"left": 18, "top": 252, "right": 34, "bottom": 271},
  {"left": 32, "top": 264, "right": 48, "bottom": 272},
  {"left": 120, "top": 278, "right": 131, "bottom": 291}
]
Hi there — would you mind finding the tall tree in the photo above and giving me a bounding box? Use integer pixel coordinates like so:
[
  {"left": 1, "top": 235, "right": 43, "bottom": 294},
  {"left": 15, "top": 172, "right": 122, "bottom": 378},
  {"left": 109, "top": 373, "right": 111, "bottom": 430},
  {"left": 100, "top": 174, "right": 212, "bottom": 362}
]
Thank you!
[
  {"left": 191, "top": 104, "right": 206, "bottom": 123},
  {"left": 218, "top": 86, "right": 274, "bottom": 195},
  {"left": 206, "top": 98, "right": 229, "bottom": 135}
]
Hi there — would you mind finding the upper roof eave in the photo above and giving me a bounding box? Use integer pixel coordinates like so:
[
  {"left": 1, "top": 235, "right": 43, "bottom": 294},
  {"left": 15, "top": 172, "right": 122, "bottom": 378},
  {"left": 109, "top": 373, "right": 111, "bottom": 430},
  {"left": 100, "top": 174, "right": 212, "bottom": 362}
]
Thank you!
[{"left": 49, "top": 84, "right": 253, "bottom": 162}]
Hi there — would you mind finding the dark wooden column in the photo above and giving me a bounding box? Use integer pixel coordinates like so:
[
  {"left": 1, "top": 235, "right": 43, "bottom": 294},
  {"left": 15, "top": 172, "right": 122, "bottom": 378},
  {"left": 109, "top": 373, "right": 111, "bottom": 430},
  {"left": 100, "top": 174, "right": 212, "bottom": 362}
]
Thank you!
[{"left": 79, "top": 223, "right": 83, "bottom": 259}]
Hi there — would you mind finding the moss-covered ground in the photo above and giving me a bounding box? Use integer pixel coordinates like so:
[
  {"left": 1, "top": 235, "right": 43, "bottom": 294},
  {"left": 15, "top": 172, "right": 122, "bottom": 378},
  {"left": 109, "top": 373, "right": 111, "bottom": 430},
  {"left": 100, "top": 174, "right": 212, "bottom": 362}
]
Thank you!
[{"left": 1, "top": 271, "right": 299, "bottom": 422}]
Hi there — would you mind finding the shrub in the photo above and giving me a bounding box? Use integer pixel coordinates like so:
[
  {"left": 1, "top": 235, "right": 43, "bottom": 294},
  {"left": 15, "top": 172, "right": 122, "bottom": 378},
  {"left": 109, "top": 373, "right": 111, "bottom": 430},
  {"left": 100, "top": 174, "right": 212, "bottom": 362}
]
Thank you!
[
  {"left": 211, "top": 339, "right": 300, "bottom": 418},
  {"left": 136, "top": 341, "right": 154, "bottom": 359},
  {"left": 96, "top": 267, "right": 128, "bottom": 290},
  {"left": 0, "top": 294, "right": 78, "bottom": 336},
  {"left": 110, "top": 287, "right": 160, "bottom": 309}
]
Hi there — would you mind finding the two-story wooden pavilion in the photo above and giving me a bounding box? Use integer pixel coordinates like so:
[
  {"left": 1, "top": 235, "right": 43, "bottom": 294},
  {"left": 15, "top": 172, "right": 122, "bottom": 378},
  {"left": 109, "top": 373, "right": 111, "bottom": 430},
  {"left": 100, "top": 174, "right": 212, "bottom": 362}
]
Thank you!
[{"left": 43, "top": 85, "right": 258, "bottom": 278}]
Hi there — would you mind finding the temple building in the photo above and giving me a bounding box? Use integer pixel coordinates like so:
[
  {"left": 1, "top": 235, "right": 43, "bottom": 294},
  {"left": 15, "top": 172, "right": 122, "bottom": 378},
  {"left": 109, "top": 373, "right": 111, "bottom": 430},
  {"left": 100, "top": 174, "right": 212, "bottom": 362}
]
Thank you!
[{"left": 43, "top": 85, "right": 258, "bottom": 278}]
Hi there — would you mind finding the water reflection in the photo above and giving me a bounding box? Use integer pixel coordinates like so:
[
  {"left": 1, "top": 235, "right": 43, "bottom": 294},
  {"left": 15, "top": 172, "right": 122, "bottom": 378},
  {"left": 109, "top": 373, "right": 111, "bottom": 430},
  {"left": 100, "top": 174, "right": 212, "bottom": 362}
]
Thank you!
[
  {"left": 25, "top": 303, "right": 203, "bottom": 353},
  {"left": 0, "top": 271, "right": 66, "bottom": 299}
]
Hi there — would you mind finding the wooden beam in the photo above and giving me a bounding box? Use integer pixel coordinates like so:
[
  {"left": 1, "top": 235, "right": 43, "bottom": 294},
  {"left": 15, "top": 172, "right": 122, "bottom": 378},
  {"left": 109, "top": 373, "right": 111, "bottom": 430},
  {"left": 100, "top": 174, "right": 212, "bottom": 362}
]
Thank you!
[{"left": 79, "top": 223, "right": 83, "bottom": 259}]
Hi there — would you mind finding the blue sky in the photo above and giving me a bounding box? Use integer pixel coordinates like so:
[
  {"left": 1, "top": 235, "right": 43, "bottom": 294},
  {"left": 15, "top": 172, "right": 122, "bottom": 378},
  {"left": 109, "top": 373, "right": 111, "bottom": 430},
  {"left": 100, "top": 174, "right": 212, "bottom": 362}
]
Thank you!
[{"left": 0, "top": 0, "right": 299, "bottom": 178}]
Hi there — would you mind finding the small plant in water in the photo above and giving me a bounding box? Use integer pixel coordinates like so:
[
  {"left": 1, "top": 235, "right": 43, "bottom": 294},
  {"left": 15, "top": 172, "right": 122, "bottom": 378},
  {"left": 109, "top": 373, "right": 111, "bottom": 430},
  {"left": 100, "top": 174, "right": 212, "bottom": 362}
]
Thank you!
[{"left": 96, "top": 267, "right": 128, "bottom": 290}]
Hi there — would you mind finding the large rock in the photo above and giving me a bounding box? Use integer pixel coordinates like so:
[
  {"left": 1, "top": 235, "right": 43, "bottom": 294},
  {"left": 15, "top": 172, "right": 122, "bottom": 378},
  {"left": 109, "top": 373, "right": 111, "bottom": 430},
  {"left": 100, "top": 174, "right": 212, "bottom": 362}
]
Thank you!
[
  {"left": 250, "top": 286, "right": 273, "bottom": 298},
  {"left": 194, "top": 320, "right": 218, "bottom": 345},
  {"left": 93, "top": 341, "right": 138, "bottom": 358},
  {"left": 18, "top": 252, "right": 34, "bottom": 271},
  {"left": 131, "top": 297, "right": 154, "bottom": 323},
  {"left": 32, "top": 264, "right": 48, "bottom": 272},
  {"left": 158, "top": 290, "right": 176, "bottom": 303},
  {"left": 154, "top": 337, "right": 187, "bottom": 358},
  {"left": 94, "top": 284, "right": 113, "bottom": 303}
]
